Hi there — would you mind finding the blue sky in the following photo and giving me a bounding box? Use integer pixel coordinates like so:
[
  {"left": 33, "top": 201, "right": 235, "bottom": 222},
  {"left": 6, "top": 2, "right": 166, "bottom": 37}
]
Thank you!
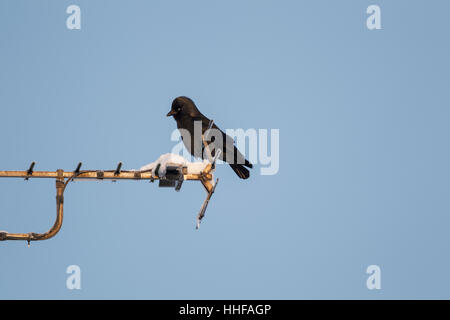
[{"left": 0, "top": 0, "right": 449, "bottom": 299}]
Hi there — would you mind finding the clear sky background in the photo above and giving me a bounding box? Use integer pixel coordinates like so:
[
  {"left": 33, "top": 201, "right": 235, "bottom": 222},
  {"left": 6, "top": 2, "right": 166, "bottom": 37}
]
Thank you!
[{"left": 0, "top": 0, "right": 449, "bottom": 299}]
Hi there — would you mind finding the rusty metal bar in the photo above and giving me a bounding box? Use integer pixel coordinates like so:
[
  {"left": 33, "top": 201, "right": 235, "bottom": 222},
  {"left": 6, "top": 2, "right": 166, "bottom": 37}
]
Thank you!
[
  {"left": 197, "top": 178, "right": 219, "bottom": 229},
  {"left": 0, "top": 170, "right": 211, "bottom": 181}
]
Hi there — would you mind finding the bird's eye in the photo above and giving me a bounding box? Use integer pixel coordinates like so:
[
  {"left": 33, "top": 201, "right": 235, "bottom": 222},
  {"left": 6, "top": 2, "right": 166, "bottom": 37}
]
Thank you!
[{"left": 177, "top": 107, "right": 181, "bottom": 112}]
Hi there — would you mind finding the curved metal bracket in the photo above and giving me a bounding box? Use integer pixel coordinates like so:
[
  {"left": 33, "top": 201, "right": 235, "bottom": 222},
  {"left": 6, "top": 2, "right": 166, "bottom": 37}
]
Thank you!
[{"left": 0, "top": 169, "right": 72, "bottom": 246}]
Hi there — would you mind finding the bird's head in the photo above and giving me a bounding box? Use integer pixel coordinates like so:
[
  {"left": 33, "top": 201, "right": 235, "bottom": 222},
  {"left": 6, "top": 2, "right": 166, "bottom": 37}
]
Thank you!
[{"left": 167, "top": 96, "right": 199, "bottom": 119}]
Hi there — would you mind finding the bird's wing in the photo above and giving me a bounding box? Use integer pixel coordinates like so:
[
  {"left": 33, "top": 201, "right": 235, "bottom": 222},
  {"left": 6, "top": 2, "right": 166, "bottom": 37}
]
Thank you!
[
  {"left": 191, "top": 116, "right": 249, "bottom": 165},
  {"left": 191, "top": 115, "right": 213, "bottom": 130},
  {"left": 209, "top": 123, "right": 248, "bottom": 165}
]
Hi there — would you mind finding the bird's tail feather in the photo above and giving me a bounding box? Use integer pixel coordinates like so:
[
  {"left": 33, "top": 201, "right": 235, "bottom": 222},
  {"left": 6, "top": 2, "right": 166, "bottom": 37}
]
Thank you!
[
  {"left": 231, "top": 147, "right": 253, "bottom": 169},
  {"left": 229, "top": 164, "right": 250, "bottom": 179}
]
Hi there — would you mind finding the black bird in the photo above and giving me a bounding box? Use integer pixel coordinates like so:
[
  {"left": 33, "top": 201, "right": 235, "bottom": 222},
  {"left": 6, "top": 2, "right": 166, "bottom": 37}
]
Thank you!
[{"left": 167, "top": 96, "right": 253, "bottom": 179}]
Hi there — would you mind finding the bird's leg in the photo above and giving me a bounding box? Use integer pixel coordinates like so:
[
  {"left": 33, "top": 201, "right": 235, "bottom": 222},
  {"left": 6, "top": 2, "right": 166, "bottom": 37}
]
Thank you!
[
  {"left": 202, "top": 136, "right": 215, "bottom": 163},
  {"left": 202, "top": 119, "right": 216, "bottom": 163}
]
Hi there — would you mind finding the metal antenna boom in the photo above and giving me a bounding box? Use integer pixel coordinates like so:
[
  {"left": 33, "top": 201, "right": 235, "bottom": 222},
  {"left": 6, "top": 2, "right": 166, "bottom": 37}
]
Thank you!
[{"left": 0, "top": 160, "right": 216, "bottom": 245}]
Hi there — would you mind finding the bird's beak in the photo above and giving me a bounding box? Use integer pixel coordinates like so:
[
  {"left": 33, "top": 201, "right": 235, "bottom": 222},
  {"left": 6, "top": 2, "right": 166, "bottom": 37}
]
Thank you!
[{"left": 166, "top": 110, "right": 177, "bottom": 117}]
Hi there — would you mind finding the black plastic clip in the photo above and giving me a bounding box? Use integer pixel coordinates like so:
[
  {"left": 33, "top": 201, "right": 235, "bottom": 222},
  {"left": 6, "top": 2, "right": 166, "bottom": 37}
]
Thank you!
[
  {"left": 25, "top": 161, "right": 35, "bottom": 180},
  {"left": 74, "top": 162, "right": 82, "bottom": 174},
  {"left": 114, "top": 162, "right": 122, "bottom": 176}
]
